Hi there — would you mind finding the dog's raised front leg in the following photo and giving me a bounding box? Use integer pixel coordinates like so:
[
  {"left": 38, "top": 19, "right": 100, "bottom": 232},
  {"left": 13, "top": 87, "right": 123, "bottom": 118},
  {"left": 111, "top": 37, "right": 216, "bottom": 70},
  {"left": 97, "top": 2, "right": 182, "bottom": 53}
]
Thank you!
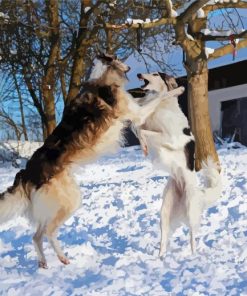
[
  {"left": 131, "top": 124, "right": 149, "bottom": 156},
  {"left": 141, "top": 86, "right": 185, "bottom": 124},
  {"left": 139, "top": 129, "right": 150, "bottom": 156}
]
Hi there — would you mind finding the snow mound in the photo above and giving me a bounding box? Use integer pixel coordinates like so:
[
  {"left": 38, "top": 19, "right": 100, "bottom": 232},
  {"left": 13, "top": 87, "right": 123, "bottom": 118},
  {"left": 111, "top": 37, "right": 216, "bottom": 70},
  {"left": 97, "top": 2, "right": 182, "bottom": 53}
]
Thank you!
[{"left": 0, "top": 140, "right": 42, "bottom": 162}]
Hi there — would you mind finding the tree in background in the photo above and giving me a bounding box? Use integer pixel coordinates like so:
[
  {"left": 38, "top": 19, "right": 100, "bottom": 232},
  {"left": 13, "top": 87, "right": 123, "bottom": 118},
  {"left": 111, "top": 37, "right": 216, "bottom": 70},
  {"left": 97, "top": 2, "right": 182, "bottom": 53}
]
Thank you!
[{"left": 0, "top": 0, "right": 174, "bottom": 140}]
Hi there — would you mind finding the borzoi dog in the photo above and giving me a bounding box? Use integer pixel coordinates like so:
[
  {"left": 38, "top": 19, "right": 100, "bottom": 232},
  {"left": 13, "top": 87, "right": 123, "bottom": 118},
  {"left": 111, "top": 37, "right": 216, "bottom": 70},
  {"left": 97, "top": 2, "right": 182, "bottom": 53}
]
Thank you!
[
  {"left": 132, "top": 72, "right": 222, "bottom": 257},
  {"left": 0, "top": 55, "right": 183, "bottom": 268}
]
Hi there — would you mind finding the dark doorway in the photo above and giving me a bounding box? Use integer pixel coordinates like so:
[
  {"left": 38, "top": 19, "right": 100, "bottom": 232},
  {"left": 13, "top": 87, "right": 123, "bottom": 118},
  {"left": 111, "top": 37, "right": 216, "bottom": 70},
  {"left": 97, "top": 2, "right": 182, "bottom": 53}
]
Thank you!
[{"left": 221, "top": 97, "right": 247, "bottom": 145}]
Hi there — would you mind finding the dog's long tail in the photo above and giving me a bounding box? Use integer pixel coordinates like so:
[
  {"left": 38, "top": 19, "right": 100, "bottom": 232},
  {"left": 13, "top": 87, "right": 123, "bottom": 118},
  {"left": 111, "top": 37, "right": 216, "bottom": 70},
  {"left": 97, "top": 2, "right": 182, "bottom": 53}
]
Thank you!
[
  {"left": 200, "top": 157, "right": 222, "bottom": 209},
  {"left": 0, "top": 184, "right": 29, "bottom": 224}
]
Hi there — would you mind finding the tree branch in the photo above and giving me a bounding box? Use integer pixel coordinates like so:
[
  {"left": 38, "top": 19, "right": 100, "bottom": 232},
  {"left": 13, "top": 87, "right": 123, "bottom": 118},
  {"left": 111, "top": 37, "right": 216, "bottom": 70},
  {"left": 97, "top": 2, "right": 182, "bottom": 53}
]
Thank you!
[
  {"left": 209, "top": 38, "right": 247, "bottom": 60},
  {"left": 23, "top": 73, "right": 46, "bottom": 124},
  {"left": 106, "top": 17, "right": 177, "bottom": 31},
  {"left": 178, "top": 0, "right": 209, "bottom": 23},
  {"left": 0, "top": 108, "right": 21, "bottom": 140}
]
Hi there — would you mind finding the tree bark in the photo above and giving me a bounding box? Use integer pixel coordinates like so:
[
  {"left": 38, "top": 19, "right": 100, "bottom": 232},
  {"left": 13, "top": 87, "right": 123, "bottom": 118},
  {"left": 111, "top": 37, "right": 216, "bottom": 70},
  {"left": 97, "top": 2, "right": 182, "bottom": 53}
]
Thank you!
[
  {"left": 66, "top": 2, "right": 88, "bottom": 104},
  {"left": 186, "top": 56, "right": 219, "bottom": 170},
  {"left": 66, "top": 1, "right": 100, "bottom": 103},
  {"left": 41, "top": 0, "right": 60, "bottom": 137},
  {"left": 175, "top": 16, "right": 220, "bottom": 171}
]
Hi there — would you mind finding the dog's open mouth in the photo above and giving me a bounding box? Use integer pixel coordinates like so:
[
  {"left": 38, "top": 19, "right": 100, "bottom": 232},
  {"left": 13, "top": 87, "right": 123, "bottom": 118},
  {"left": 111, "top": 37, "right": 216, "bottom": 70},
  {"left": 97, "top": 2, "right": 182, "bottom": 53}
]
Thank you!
[
  {"left": 138, "top": 76, "right": 149, "bottom": 89},
  {"left": 141, "top": 79, "right": 149, "bottom": 88}
]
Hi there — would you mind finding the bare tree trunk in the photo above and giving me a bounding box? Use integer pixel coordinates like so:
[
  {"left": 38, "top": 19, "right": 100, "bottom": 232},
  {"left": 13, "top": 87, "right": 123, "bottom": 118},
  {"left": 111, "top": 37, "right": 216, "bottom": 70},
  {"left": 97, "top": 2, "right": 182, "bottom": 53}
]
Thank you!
[
  {"left": 176, "top": 16, "right": 220, "bottom": 171},
  {"left": 41, "top": 0, "right": 60, "bottom": 137},
  {"left": 186, "top": 57, "right": 219, "bottom": 170},
  {"left": 12, "top": 71, "right": 28, "bottom": 141},
  {"left": 66, "top": 1, "right": 98, "bottom": 103},
  {"left": 41, "top": 81, "right": 56, "bottom": 136}
]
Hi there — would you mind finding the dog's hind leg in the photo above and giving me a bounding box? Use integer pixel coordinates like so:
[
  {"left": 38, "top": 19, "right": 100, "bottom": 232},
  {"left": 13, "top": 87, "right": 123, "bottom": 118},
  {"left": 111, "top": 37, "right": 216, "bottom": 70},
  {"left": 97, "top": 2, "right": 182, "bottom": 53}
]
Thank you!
[
  {"left": 188, "top": 212, "right": 201, "bottom": 255},
  {"left": 159, "top": 178, "right": 178, "bottom": 258},
  {"left": 33, "top": 224, "right": 47, "bottom": 268},
  {"left": 159, "top": 201, "right": 170, "bottom": 258},
  {"left": 190, "top": 230, "right": 196, "bottom": 254},
  {"left": 45, "top": 207, "right": 72, "bottom": 265},
  {"left": 186, "top": 185, "right": 201, "bottom": 255}
]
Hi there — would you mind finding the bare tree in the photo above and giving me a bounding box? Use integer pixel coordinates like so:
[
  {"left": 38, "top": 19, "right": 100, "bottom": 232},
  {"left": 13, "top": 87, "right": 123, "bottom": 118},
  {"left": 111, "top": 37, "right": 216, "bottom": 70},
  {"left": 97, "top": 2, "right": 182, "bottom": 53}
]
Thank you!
[{"left": 0, "top": 0, "right": 175, "bottom": 140}]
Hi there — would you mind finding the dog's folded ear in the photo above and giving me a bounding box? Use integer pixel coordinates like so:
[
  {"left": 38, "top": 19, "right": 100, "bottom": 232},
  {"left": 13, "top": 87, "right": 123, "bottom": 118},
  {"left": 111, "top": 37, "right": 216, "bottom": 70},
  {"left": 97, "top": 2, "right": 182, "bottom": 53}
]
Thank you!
[
  {"left": 158, "top": 72, "right": 178, "bottom": 90},
  {"left": 98, "top": 86, "right": 116, "bottom": 106}
]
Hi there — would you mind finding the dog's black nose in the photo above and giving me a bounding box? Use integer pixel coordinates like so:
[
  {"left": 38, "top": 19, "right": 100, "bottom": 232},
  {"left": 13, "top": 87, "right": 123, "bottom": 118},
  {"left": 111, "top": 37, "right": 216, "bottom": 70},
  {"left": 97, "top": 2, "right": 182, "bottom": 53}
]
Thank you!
[
  {"left": 137, "top": 73, "right": 142, "bottom": 79},
  {"left": 126, "top": 66, "right": 131, "bottom": 72}
]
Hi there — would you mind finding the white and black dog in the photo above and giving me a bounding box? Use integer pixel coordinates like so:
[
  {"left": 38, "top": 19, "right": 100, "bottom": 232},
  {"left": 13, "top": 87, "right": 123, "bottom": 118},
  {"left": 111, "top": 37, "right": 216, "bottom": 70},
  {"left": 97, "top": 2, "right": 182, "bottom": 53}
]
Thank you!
[{"left": 132, "top": 72, "right": 222, "bottom": 256}]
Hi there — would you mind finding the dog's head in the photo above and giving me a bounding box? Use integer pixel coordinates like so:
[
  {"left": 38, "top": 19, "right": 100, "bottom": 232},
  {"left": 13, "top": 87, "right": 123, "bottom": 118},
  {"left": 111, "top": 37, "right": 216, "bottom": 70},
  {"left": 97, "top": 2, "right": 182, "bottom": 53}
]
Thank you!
[
  {"left": 89, "top": 53, "right": 130, "bottom": 83},
  {"left": 137, "top": 72, "right": 178, "bottom": 92}
]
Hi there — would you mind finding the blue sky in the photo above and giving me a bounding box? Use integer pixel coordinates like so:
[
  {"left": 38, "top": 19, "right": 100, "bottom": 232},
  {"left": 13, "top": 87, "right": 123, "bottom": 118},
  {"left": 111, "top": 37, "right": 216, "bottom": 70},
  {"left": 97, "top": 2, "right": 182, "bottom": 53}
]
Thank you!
[
  {"left": 126, "top": 47, "right": 247, "bottom": 89},
  {"left": 126, "top": 7, "right": 247, "bottom": 89}
]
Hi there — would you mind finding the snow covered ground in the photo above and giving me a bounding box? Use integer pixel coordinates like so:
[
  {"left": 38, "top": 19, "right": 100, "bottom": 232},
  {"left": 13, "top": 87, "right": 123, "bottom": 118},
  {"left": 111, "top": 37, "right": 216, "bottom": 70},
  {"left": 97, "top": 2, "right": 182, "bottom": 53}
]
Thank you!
[{"left": 0, "top": 144, "right": 247, "bottom": 295}]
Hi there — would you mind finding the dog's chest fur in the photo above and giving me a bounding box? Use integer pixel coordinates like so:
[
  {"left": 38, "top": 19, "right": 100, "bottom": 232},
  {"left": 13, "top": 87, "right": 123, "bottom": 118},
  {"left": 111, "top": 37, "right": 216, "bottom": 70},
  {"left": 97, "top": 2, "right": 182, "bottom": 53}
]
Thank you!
[
  {"left": 144, "top": 98, "right": 189, "bottom": 138},
  {"left": 93, "top": 118, "right": 125, "bottom": 156},
  {"left": 93, "top": 89, "right": 130, "bottom": 155}
]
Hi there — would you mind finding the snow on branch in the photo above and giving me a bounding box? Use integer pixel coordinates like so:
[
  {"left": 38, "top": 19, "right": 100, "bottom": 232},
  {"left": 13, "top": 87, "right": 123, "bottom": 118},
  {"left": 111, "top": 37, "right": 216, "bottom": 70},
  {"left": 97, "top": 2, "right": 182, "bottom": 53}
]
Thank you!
[
  {"left": 178, "top": 0, "right": 210, "bottom": 23},
  {"left": 106, "top": 0, "right": 247, "bottom": 39},
  {"left": 205, "top": 47, "right": 215, "bottom": 58},
  {"left": 196, "top": 29, "right": 247, "bottom": 40},
  {"left": 106, "top": 17, "right": 177, "bottom": 30},
  {"left": 203, "top": 0, "right": 247, "bottom": 13},
  {"left": 164, "top": 0, "right": 178, "bottom": 17},
  {"left": 106, "top": 1, "right": 207, "bottom": 31},
  {"left": 0, "top": 12, "right": 10, "bottom": 23}
]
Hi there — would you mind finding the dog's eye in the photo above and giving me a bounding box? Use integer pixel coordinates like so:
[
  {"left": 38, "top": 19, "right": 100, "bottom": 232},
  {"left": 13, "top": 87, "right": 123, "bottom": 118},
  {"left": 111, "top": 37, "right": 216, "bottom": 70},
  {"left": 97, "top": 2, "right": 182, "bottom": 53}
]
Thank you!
[{"left": 153, "top": 73, "right": 159, "bottom": 76}]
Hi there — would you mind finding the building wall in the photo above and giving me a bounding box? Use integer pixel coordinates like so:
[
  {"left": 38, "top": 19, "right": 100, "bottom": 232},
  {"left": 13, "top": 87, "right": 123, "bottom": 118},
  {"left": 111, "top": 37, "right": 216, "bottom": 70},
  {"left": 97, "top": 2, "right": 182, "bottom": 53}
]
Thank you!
[{"left": 208, "top": 83, "right": 247, "bottom": 134}]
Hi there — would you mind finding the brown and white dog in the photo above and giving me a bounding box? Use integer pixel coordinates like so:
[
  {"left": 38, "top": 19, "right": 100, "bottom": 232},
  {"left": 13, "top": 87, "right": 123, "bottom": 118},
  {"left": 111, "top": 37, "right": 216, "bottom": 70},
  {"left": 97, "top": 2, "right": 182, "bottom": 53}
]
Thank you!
[
  {"left": 0, "top": 54, "right": 133, "bottom": 268},
  {"left": 0, "top": 54, "right": 180, "bottom": 268}
]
